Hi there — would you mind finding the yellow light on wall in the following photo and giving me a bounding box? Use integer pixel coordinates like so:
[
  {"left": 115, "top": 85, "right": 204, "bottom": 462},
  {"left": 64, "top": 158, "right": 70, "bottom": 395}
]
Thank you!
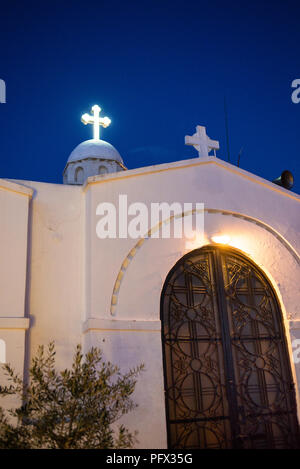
[
  {"left": 211, "top": 233, "right": 231, "bottom": 245},
  {"left": 185, "top": 231, "right": 205, "bottom": 250}
]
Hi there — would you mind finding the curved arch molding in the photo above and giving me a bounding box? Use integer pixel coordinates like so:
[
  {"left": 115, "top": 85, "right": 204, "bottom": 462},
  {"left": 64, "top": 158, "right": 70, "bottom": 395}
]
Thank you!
[{"left": 110, "top": 208, "right": 300, "bottom": 316}]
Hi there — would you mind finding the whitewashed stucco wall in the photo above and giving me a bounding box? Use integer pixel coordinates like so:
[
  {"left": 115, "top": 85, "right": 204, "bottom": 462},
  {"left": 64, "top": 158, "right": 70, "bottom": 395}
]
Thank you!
[
  {"left": 84, "top": 158, "right": 300, "bottom": 323},
  {"left": 83, "top": 157, "right": 300, "bottom": 447},
  {"left": 0, "top": 180, "right": 32, "bottom": 410},
  {"left": 20, "top": 180, "right": 84, "bottom": 370},
  {"left": 1, "top": 157, "right": 299, "bottom": 449}
]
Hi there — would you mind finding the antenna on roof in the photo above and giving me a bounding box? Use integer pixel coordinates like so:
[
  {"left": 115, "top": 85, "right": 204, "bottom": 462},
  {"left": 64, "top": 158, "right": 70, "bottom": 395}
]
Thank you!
[
  {"left": 224, "top": 97, "right": 231, "bottom": 163},
  {"left": 237, "top": 147, "right": 243, "bottom": 167}
]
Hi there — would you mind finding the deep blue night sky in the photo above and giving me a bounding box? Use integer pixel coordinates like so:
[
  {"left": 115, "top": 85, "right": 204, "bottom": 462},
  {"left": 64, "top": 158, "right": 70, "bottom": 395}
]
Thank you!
[{"left": 0, "top": 0, "right": 299, "bottom": 192}]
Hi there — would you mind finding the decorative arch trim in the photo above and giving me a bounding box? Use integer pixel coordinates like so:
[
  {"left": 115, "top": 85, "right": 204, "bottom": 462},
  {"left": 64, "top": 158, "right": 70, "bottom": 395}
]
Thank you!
[{"left": 110, "top": 208, "right": 300, "bottom": 315}]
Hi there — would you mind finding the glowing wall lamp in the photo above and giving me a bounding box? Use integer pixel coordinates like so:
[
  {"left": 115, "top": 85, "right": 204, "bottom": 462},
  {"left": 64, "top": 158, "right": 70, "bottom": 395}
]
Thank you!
[{"left": 211, "top": 233, "right": 231, "bottom": 245}]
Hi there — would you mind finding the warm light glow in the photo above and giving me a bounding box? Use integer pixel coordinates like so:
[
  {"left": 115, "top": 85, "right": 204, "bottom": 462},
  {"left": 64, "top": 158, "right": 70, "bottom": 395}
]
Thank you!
[
  {"left": 211, "top": 233, "right": 231, "bottom": 245},
  {"left": 185, "top": 230, "right": 205, "bottom": 250},
  {"left": 81, "top": 104, "right": 111, "bottom": 140}
]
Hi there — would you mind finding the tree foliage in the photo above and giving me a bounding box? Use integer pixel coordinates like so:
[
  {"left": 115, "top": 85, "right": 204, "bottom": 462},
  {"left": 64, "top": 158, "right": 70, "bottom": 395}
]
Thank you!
[{"left": 0, "top": 343, "right": 144, "bottom": 449}]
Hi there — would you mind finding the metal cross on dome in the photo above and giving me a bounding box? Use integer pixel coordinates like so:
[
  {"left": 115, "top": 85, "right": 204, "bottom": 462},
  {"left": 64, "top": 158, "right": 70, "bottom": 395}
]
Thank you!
[
  {"left": 81, "top": 105, "right": 111, "bottom": 140},
  {"left": 185, "top": 125, "right": 219, "bottom": 158}
]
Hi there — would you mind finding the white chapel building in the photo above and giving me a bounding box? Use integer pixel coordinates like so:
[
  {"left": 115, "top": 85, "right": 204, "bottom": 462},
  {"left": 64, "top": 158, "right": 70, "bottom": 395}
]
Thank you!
[{"left": 0, "top": 105, "right": 300, "bottom": 449}]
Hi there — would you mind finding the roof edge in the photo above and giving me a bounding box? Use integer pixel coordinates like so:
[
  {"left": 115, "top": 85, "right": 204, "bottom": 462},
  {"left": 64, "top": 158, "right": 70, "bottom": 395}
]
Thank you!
[
  {"left": 0, "top": 179, "right": 34, "bottom": 198},
  {"left": 82, "top": 156, "right": 300, "bottom": 202}
]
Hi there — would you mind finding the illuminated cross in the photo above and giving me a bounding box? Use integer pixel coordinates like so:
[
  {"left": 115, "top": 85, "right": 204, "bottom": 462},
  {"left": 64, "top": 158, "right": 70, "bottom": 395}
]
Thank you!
[
  {"left": 81, "top": 104, "right": 111, "bottom": 140},
  {"left": 185, "top": 125, "right": 219, "bottom": 158}
]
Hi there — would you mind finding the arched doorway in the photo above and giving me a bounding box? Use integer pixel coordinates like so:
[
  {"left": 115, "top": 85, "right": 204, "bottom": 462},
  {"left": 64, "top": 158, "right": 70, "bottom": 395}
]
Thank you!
[{"left": 161, "top": 246, "right": 299, "bottom": 449}]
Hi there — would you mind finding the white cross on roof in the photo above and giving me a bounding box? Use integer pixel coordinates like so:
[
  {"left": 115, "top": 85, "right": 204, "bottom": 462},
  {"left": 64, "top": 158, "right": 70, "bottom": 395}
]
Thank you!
[
  {"left": 185, "top": 125, "right": 219, "bottom": 158},
  {"left": 81, "top": 105, "right": 111, "bottom": 140}
]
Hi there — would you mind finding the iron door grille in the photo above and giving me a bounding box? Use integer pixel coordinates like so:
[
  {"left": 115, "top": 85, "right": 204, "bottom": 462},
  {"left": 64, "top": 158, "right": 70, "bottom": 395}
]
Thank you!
[{"left": 160, "top": 246, "right": 299, "bottom": 449}]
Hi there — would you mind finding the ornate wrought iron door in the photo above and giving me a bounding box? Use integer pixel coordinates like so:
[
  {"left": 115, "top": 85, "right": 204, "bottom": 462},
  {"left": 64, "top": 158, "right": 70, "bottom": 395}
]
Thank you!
[{"left": 161, "top": 247, "right": 299, "bottom": 449}]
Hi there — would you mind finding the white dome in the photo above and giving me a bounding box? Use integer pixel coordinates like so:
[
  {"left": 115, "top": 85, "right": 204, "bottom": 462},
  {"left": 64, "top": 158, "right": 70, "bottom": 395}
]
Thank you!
[{"left": 67, "top": 139, "right": 123, "bottom": 164}]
